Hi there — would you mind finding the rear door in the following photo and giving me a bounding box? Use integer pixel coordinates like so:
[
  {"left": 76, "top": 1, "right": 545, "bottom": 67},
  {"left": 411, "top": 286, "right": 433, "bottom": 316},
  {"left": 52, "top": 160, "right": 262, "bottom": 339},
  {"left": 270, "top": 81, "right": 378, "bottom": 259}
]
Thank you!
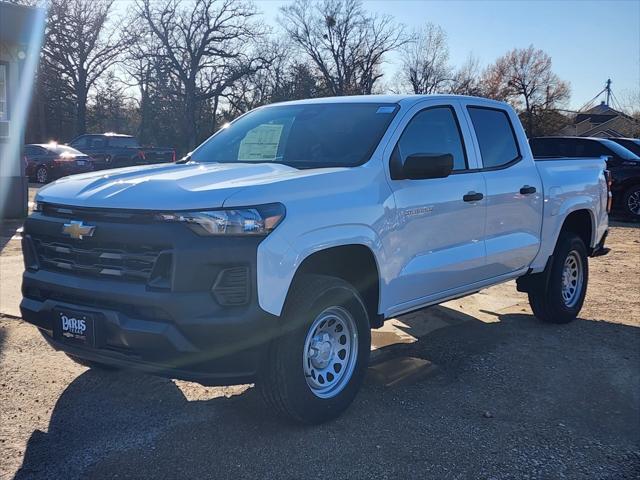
[
  {"left": 383, "top": 99, "right": 488, "bottom": 310},
  {"left": 464, "top": 105, "right": 543, "bottom": 277},
  {"left": 72, "top": 136, "right": 110, "bottom": 168},
  {"left": 107, "top": 136, "right": 140, "bottom": 167}
]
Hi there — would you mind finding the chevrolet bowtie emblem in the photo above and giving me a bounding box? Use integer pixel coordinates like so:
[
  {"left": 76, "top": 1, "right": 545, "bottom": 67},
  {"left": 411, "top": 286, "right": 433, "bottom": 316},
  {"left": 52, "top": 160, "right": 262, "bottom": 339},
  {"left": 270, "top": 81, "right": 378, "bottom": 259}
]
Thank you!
[{"left": 62, "top": 221, "right": 95, "bottom": 240}]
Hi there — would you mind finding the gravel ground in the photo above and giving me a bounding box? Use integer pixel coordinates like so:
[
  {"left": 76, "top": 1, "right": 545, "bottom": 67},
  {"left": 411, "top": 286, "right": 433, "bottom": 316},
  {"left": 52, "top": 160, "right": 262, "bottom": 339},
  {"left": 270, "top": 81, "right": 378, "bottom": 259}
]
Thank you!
[{"left": 0, "top": 214, "right": 639, "bottom": 479}]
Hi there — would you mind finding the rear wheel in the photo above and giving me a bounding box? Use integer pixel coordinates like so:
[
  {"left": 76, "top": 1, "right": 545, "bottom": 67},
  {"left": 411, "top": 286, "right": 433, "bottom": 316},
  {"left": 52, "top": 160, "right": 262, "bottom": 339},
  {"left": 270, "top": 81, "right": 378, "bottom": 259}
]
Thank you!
[
  {"left": 528, "top": 233, "right": 588, "bottom": 324},
  {"left": 36, "top": 166, "right": 49, "bottom": 184},
  {"left": 622, "top": 185, "right": 640, "bottom": 220},
  {"left": 258, "top": 274, "right": 371, "bottom": 424}
]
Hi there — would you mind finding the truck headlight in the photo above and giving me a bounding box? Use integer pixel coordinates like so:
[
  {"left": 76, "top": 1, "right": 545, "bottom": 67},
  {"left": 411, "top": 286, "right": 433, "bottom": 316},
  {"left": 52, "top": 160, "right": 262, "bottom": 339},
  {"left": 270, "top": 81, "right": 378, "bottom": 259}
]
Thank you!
[{"left": 156, "top": 203, "right": 285, "bottom": 236}]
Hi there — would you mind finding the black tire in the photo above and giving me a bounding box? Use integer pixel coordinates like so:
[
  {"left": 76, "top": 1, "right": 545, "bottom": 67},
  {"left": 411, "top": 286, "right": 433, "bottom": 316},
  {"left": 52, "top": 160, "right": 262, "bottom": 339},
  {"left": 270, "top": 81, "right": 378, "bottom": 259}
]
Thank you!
[
  {"left": 258, "top": 274, "right": 371, "bottom": 424},
  {"left": 65, "top": 354, "right": 118, "bottom": 371},
  {"left": 36, "top": 166, "right": 49, "bottom": 184},
  {"left": 622, "top": 185, "right": 640, "bottom": 220},
  {"left": 528, "top": 233, "right": 588, "bottom": 324}
]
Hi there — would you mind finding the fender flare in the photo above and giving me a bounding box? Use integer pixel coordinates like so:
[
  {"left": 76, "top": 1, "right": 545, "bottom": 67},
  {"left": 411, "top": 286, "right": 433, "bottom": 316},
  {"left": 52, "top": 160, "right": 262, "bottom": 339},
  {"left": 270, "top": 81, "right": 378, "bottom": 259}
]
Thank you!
[
  {"left": 530, "top": 197, "right": 597, "bottom": 272},
  {"left": 256, "top": 224, "right": 385, "bottom": 316}
]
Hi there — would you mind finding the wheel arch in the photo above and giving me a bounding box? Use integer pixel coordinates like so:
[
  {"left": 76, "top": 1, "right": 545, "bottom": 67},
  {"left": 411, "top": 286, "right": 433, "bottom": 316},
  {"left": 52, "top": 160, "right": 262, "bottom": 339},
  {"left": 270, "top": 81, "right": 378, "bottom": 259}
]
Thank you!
[
  {"left": 287, "top": 244, "right": 383, "bottom": 328},
  {"left": 559, "top": 209, "right": 594, "bottom": 252},
  {"left": 518, "top": 208, "right": 594, "bottom": 293}
]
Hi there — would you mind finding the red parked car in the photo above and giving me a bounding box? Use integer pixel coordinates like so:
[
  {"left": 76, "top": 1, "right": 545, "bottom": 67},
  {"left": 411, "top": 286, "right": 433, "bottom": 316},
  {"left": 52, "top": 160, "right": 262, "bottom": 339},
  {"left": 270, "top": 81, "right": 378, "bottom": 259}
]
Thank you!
[{"left": 24, "top": 143, "right": 94, "bottom": 183}]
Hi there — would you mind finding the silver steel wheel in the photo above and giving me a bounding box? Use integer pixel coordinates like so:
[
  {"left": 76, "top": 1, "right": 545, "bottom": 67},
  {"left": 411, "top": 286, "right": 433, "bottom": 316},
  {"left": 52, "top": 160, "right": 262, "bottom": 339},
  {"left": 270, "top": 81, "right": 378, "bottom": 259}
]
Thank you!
[
  {"left": 303, "top": 306, "right": 358, "bottom": 399},
  {"left": 627, "top": 189, "right": 640, "bottom": 216},
  {"left": 36, "top": 167, "right": 48, "bottom": 183},
  {"left": 561, "top": 250, "right": 584, "bottom": 308}
]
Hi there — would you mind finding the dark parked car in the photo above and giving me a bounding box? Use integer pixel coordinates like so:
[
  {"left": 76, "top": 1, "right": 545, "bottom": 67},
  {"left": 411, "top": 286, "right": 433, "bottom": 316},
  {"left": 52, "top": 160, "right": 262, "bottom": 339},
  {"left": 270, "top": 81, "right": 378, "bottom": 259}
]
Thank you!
[
  {"left": 25, "top": 144, "right": 93, "bottom": 184},
  {"left": 68, "top": 133, "right": 175, "bottom": 170},
  {"left": 530, "top": 136, "right": 640, "bottom": 219},
  {"left": 609, "top": 137, "right": 640, "bottom": 157}
]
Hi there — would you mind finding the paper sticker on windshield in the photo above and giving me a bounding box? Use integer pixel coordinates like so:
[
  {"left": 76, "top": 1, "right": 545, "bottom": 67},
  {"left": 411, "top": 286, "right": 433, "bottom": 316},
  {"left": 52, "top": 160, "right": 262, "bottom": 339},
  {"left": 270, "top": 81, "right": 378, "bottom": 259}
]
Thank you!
[
  {"left": 238, "top": 124, "right": 284, "bottom": 161},
  {"left": 376, "top": 106, "right": 396, "bottom": 114}
]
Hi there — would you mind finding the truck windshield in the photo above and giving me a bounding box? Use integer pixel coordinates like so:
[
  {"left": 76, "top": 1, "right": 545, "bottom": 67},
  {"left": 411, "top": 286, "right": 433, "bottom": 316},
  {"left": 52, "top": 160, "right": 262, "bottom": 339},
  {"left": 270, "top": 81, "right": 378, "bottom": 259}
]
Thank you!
[{"left": 191, "top": 103, "right": 399, "bottom": 168}]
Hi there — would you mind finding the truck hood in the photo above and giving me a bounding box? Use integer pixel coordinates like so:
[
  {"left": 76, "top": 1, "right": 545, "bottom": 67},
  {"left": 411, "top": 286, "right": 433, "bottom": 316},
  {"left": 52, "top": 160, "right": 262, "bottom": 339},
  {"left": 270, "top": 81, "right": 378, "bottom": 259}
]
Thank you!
[{"left": 36, "top": 162, "right": 343, "bottom": 210}]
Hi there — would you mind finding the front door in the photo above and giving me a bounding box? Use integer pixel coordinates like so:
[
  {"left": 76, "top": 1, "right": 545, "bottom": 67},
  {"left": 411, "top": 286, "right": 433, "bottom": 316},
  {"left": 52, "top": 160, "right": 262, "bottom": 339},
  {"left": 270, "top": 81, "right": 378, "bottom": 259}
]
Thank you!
[{"left": 383, "top": 101, "right": 487, "bottom": 312}]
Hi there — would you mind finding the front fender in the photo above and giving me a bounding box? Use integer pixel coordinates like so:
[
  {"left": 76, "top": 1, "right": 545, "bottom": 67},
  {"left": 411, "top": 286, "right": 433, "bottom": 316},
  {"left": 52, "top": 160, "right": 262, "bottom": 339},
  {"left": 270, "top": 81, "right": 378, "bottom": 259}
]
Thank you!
[{"left": 256, "top": 224, "right": 384, "bottom": 316}]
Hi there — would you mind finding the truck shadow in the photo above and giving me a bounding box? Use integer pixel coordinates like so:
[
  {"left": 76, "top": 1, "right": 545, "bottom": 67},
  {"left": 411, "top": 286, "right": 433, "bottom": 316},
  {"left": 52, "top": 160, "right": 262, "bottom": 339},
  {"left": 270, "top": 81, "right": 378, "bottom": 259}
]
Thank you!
[{"left": 14, "top": 307, "right": 640, "bottom": 480}]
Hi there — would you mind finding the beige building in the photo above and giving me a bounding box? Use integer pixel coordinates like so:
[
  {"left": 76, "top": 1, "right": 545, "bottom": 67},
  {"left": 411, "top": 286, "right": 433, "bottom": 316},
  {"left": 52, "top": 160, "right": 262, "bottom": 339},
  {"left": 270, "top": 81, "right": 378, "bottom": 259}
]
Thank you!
[
  {"left": 560, "top": 102, "right": 640, "bottom": 139},
  {"left": 0, "top": 1, "right": 45, "bottom": 218}
]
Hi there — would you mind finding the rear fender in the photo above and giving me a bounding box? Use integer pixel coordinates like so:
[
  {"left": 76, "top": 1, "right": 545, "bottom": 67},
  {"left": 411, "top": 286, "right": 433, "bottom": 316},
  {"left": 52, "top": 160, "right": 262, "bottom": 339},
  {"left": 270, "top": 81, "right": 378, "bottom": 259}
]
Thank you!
[{"left": 529, "top": 196, "right": 599, "bottom": 272}]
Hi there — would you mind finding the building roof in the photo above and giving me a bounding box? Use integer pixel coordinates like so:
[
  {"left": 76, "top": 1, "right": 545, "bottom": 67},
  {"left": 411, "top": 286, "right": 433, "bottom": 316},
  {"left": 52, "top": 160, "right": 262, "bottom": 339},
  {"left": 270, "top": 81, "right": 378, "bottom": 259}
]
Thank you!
[{"left": 560, "top": 102, "right": 640, "bottom": 138}]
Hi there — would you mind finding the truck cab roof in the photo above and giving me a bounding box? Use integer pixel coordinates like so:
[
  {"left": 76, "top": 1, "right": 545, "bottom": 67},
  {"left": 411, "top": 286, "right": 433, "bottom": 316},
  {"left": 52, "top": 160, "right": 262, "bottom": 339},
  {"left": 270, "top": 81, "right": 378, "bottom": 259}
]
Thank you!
[{"left": 269, "top": 94, "right": 511, "bottom": 110}]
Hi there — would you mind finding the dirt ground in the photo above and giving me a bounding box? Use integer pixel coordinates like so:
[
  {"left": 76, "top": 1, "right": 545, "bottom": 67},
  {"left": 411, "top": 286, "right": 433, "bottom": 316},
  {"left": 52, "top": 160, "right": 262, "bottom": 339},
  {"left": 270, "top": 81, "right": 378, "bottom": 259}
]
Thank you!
[{"left": 0, "top": 192, "right": 639, "bottom": 478}]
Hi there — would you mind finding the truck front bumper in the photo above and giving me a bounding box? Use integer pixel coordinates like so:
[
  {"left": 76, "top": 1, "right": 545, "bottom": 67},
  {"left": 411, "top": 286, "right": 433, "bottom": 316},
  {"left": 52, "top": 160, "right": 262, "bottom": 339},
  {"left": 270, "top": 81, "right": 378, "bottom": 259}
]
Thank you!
[{"left": 20, "top": 211, "right": 280, "bottom": 385}]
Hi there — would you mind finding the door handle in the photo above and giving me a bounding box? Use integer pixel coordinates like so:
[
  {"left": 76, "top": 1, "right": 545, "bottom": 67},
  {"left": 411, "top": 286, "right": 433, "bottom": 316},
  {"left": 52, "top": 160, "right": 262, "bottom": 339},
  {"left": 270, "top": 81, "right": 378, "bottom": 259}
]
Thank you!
[
  {"left": 463, "top": 191, "right": 484, "bottom": 202},
  {"left": 520, "top": 185, "right": 537, "bottom": 195}
]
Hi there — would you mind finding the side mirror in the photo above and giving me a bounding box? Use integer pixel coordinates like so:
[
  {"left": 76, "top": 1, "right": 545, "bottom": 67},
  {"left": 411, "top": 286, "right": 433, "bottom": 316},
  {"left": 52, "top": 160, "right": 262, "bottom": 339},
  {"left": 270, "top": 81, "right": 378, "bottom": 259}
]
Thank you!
[{"left": 401, "top": 153, "right": 454, "bottom": 180}]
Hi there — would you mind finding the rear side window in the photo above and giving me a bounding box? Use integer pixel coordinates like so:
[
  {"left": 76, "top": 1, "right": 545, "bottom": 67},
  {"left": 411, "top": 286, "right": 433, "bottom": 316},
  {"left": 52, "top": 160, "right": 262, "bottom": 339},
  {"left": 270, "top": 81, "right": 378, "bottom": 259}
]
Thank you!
[
  {"left": 395, "top": 106, "right": 467, "bottom": 171},
  {"left": 530, "top": 138, "right": 567, "bottom": 157},
  {"left": 70, "top": 136, "right": 88, "bottom": 149},
  {"left": 89, "top": 137, "right": 107, "bottom": 148},
  {"left": 109, "top": 137, "right": 140, "bottom": 148},
  {"left": 581, "top": 140, "right": 608, "bottom": 157},
  {"left": 468, "top": 107, "right": 520, "bottom": 168}
]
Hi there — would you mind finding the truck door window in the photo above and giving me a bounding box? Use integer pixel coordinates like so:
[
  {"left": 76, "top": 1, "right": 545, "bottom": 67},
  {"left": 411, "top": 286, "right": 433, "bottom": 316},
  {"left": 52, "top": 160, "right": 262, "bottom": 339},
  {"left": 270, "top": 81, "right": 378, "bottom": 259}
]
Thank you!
[
  {"left": 395, "top": 106, "right": 468, "bottom": 171},
  {"left": 468, "top": 107, "right": 521, "bottom": 169},
  {"left": 109, "top": 137, "right": 141, "bottom": 148},
  {"left": 70, "top": 136, "right": 88, "bottom": 149},
  {"left": 90, "top": 137, "right": 107, "bottom": 148}
]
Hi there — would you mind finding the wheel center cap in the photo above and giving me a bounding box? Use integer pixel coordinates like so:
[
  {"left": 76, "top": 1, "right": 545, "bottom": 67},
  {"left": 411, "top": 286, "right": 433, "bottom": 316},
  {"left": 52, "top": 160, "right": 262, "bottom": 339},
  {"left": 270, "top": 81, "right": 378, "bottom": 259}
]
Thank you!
[{"left": 310, "top": 339, "right": 333, "bottom": 369}]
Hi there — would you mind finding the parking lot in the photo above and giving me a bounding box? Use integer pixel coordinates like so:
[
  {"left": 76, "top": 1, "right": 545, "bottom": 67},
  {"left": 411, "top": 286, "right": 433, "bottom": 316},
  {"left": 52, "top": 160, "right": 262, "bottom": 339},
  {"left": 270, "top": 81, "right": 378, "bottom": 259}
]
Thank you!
[{"left": 0, "top": 187, "right": 639, "bottom": 479}]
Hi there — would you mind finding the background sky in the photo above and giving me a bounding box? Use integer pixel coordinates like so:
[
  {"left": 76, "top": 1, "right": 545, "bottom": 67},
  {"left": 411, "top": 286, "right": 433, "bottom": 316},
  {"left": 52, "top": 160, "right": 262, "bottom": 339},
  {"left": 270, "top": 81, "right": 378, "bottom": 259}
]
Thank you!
[
  {"left": 115, "top": 0, "right": 640, "bottom": 110},
  {"left": 260, "top": 0, "right": 640, "bottom": 110}
]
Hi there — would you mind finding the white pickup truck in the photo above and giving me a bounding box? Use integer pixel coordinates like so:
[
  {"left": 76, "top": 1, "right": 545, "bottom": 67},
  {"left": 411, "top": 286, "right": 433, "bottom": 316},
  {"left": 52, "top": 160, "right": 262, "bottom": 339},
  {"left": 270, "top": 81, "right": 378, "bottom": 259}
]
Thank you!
[{"left": 21, "top": 95, "right": 609, "bottom": 423}]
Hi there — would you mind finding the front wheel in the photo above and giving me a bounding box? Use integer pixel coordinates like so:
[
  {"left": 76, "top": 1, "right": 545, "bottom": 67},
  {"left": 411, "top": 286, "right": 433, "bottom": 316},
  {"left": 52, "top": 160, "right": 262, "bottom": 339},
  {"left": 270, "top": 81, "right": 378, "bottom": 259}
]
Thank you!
[
  {"left": 36, "top": 166, "right": 49, "bottom": 184},
  {"left": 258, "top": 274, "right": 371, "bottom": 424},
  {"left": 528, "top": 233, "right": 588, "bottom": 324}
]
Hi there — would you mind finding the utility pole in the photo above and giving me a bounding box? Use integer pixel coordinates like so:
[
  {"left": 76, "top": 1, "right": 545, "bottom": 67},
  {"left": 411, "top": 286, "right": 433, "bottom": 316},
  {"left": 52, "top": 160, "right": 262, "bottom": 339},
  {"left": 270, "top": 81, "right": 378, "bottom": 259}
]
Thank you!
[{"left": 605, "top": 78, "right": 612, "bottom": 106}]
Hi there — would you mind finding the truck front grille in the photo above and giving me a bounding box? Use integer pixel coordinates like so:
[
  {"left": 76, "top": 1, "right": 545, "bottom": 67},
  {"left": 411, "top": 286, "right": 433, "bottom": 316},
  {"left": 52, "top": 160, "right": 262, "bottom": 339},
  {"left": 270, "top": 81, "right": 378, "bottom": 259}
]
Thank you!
[{"left": 30, "top": 234, "right": 166, "bottom": 283}]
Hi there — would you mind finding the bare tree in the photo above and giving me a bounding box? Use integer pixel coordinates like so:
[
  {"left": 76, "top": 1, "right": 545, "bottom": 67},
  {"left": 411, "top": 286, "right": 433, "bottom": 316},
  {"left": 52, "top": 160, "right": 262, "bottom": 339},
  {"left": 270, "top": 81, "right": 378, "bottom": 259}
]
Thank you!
[
  {"left": 43, "top": 0, "right": 126, "bottom": 135},
  {"left": 280, "top": 0, "right": 406, "bottom": 96},
  {"left": 223, "top": 40, "right": 291, "bottom": 115},
  {"left": 224, "top": 48, "right": 326, "bottom": 121},
  {"left": 618, "top": 88, "right": 640, "bottom": 120},
  {"left": 399, "top": 23, "right": 450, "bottom": 94},
  {"left": 484, "top": 45, "right": 570, "bottom": 136},
  {"left": 120, "top": 20, "right": 170, "bottom": 144},
  {"left": 136, "top": 0, "right": 271, "bottom": 149},
  {"left": 447, "top": 54, "right": 482, "bottom": 96}
]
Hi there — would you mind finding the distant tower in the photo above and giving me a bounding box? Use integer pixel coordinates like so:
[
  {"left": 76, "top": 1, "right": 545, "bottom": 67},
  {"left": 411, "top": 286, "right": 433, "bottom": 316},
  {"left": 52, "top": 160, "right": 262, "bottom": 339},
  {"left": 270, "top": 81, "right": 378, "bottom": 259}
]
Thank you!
[{"left": 605, "top": 78, "right": 612, "bottom": 107}]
